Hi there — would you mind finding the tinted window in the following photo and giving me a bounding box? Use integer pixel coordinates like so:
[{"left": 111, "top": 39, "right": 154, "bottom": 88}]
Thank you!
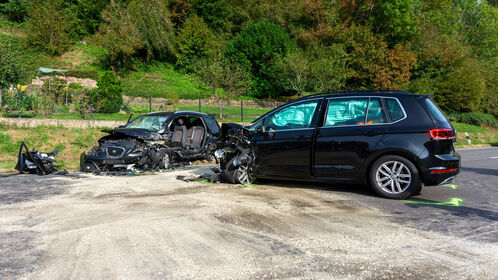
[
  {"left": 366, "top": 98, "right": 388, "bottom": 124},
  {"left": 325, "top": 98, "right": 368, "bottom": 126},
  {"left": 385, "top": 98, "right": 405, "bottom": 122},
  {"left": 266, "top": 100, "right": 318, "bottom": 130},
  {"left": 424, "top": 98, "right": 448, "bottom": 123}
]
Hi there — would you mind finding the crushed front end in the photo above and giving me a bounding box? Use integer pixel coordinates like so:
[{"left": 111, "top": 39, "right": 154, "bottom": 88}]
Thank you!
[
  {"left": 81, "top": 130, "right": 170, "bottom": 173},
  {"left": 211, "top": 123, "right": 257, "bottom": 184}
]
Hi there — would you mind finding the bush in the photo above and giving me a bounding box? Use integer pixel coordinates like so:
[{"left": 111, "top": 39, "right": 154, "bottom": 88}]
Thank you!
[
  {"left": 225, "top": 19, "right": 294, "bottom": 98},
  {"left": 450, "top": 112, "right": 497, "bottom": 128},
  {"left": 90, "top": 71, "right": 123, "bottom": 114},
  {"left": 1, "top": 89, "right": 36, "bottom": 111}
]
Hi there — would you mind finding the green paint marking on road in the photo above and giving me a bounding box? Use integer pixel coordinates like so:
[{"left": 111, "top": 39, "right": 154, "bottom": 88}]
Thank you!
[
  {"left": 441, "top": 184, "right": 460, "bottom": 190},
  {"left": 403, "top": 197, "right": 463, "bottom": 207},
  {"left": 240, "top": 183, "right": 257, "bottom": 188}
]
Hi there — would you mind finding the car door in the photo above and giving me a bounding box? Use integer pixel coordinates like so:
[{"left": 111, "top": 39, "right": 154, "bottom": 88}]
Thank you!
[
  {"left": 313, "top": 97, "right": 390, "bottom": 180},
  {"left": 252, "top": 99, "right": 323, "bottom": 179}
]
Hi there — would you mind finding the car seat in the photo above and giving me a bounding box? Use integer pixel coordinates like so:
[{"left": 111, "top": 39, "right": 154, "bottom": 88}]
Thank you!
[
  {"left": 170, "top": 119, "right": 187, "bottom": 147},
  {"left": 185, "top": 118, "right": 205, "bottom": 149}
]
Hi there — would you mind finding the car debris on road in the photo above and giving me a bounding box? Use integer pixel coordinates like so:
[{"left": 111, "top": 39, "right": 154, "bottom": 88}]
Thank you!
[{"left": 15, "top": 142, "right": 67, "bottom": 175}]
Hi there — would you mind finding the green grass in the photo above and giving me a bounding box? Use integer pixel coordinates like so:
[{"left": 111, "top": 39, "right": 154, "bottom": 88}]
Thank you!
[
  {"left": 3, "top": 112, "right": 135, "bottom": 121},
  {"left": 0, "top": 124, "right": 105, "bottom": 172},
  {"left": 453, "top": 122, "right": 498, "bottom": 147},
  {"left": 121, "top": 62, "right": 209, "bottom": 99},
  {"left": 452, "top": 122, "right": 487, "bottom": 133},
  {"left": 173, "top": 104, "right": 271, "bottom": 116}
]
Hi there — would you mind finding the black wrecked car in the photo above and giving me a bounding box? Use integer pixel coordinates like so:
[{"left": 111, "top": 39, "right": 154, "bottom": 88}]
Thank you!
[
  {"left": 214, "top": 90, "right": 460, "bottom": 199},
  {"left": 81, "top": 111, "right": 220, "bottom": 173}
]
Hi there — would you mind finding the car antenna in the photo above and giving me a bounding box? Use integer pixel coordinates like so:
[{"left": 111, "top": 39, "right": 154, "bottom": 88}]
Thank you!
[{"left": 127, "top": 113, "right": 133, "bottom": 124}]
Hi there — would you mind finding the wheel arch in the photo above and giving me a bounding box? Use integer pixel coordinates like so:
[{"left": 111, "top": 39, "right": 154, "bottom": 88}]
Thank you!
[{"left": 363, "top": 149, "right": 425, "bottom": 186}]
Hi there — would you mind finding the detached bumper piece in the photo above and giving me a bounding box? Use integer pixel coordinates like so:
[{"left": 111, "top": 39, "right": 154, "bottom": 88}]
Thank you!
[{"left": 15, "top": 142, "right": 66, "bottom": 175}]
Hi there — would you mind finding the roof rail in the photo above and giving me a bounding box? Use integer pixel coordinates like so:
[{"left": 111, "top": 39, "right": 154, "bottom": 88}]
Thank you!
[{"left": 297, "top": 89, "right": 412, "bottom": 100}]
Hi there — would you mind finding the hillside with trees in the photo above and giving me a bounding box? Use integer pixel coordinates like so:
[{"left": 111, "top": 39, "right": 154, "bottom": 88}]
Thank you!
[{"left": 0, "top": 0, "right": 497, "bottom": 117}]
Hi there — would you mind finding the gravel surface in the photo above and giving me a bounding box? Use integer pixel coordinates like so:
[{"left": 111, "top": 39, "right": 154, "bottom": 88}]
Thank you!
[{"left": 0, "top": 167, "right": 496, "bottom": 280}]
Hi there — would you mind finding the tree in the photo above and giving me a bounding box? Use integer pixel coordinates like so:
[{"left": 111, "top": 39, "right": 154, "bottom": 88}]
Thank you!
[
  {"left": 307, "top": 43, "right": 352, "bottom": 92},
  {"left": 169, "top": 0, "right": 191, "bottom": 28},
  {"left": 0, "top": 0, "right": 29, "bottom": 22},
  {"left": 194, "top": 55, "right": 249, "bottom": 119},
  {"left": 0, "top": 39, "right": 23, "bottom": 90},
  {"left": 26, "top": 0, "right": 74, "bottom": 55},
  {"left": 128, "top": 0, "right": 176, "bottom": 61},
  {"left": 373, "top": 44, "right": 417, "bottom": 89},
  {"left": 95, "top": 0, "right": 143, "bottom": 69},
  {"left": 342, "top": 24, "right": 387, "bottom": 89},
  {"left": 372, "top": 0, "right": 420, "bottom": 45},
  {"left": 72, "top": 0, "right": 109, "bottom": 35},
  {"left": 225, "top": 19, "right": 294, "bottom": 98},
  {"left": 176, "top": 15, "right": 215, "bottom": 70},
  {"left": 275, "top": 51, "right": 311, "bottom": 96},
  {"left": 90, "top": 71, "right": 123, "bottom": 113},
  {"left": 190, "top": 0, "right": 230, "bottom": 32}
]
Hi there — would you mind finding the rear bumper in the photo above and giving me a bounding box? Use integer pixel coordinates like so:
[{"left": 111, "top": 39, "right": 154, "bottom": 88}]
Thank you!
[{"left": 421, "top": 152, "right": 461, "bottom": 186}]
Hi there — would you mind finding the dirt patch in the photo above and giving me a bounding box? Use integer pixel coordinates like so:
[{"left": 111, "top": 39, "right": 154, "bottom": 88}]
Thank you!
[{"left": 0, "top": 167, "right": 496, "bottom": 279}]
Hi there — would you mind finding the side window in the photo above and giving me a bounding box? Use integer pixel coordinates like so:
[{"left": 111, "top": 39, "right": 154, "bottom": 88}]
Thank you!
[
  {"left": 265, "top": 100, "right": 319, "bottom": 131},
  {"left": 366, "top": 98, "right": 388, "bottom": 124},
  {"left": 325, "top": 98, "right": 368, "bottom": 126},
  {"left": 384, "top": 98, "right": 405, "bottom": 122}
]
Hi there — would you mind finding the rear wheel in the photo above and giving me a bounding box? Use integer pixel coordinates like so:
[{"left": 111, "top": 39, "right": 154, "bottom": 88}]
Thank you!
[{"left": 369, "top": 155, "right": 420, "bottom": 199}]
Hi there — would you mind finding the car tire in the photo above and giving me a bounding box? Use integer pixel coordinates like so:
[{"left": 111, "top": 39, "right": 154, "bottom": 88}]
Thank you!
[
  {"left": 225, "top": 157, "right": 255, "bottom": 185},
  {"left": 369, "top": 155, "right": 421, "bottom": 199}
]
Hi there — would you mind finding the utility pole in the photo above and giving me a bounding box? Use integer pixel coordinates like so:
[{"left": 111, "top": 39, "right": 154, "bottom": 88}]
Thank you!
[{"left": 18, "top": 84, "right": 21, "bottom": 119}]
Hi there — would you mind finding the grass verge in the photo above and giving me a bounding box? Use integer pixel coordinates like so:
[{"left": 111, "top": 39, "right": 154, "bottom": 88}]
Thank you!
[
  {"left": 121, "top": 62, "right": 209, "bottom": 99},
  {"left": 0, "top": 124, "right": 106, "bottom": 172},
  {"left": 453, "top": 123, "right": 498, "bottom": 147}
]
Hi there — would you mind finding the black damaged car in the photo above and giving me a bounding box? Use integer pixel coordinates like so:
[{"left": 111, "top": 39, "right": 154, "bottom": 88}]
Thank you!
[
  {"left": 81, "top": 111, "right": 220, "bottom": 173},
  {"left": 214, "top": 90, "right": 461, "bottom": 199}
]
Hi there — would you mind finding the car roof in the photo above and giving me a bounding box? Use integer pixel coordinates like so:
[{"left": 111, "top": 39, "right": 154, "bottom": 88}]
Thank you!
[
  {"left": 142, "top": 111, "right": 211, "bottom": 117},
  {"left": 297, "top": 90, "right": 427, "bottom": 101}
]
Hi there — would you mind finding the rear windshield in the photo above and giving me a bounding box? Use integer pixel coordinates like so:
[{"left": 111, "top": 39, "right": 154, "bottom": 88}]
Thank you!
[{"left": 424, "top": 98, "right": 448, "bottom": 123}]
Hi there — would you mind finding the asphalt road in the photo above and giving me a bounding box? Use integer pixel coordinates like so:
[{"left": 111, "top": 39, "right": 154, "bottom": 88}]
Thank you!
[
  {"left": 0, "top": 147, "right": 496, "bottom": 279},
  {"left": 308, "top": 146, "right": 498, "bottom": 243}
]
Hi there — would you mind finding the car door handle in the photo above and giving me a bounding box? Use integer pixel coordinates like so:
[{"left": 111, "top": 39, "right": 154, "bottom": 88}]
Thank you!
[{"left": 364, "top": 130, "right": 377, "bottom": 136}]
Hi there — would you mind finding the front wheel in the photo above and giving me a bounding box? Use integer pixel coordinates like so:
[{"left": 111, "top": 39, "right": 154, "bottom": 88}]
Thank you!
[
  {"left": 369, "top": 155, "right": 420, "bottom": 199},
  {"left": 225, "top": 157, "right": 255, "bottom": 185}
]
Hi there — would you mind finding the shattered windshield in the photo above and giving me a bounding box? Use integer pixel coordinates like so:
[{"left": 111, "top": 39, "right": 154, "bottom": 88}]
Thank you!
[{"left": 125, "top": 115, "right": 169, "bottom": 131}]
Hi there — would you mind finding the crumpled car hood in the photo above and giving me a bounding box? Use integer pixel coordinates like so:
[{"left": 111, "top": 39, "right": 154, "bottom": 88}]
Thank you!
[{"left": 101, "top": 128, "right": 163, "bottom": 141}]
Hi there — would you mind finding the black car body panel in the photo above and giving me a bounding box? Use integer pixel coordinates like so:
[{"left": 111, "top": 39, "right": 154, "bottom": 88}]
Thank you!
[
  {"left": 214, "top": 90, "right": 461, "bottom": 194},
  {"left": 81, "top": 111, "right": 220, "bottom": 173}
]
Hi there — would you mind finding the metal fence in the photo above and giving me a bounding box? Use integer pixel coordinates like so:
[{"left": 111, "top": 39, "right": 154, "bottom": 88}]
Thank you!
[{"left": 1, "top": 88, "right": 278, "bottom": 122}]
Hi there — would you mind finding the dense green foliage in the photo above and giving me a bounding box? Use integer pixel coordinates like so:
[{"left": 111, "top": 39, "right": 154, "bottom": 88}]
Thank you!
[
  {"left": 225, "top": 19, "right": 294, "bottom": 98},
  {"left": 90, "top": 71, "right": 123, "bottom": 113},
  {"left": 0, "top": 0, "right": 496, "bottom": 117},
  {"left": 449, "top": 112, "right": 498, "bottom": 128}
]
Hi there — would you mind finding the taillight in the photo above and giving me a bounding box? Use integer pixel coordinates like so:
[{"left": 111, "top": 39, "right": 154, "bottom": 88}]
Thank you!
[
  {"left": 430, "top": 168, "right": 457, "bottom": 174},
  {"left": 426, "top": 128, "right": 455, "bottom": 141}
]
